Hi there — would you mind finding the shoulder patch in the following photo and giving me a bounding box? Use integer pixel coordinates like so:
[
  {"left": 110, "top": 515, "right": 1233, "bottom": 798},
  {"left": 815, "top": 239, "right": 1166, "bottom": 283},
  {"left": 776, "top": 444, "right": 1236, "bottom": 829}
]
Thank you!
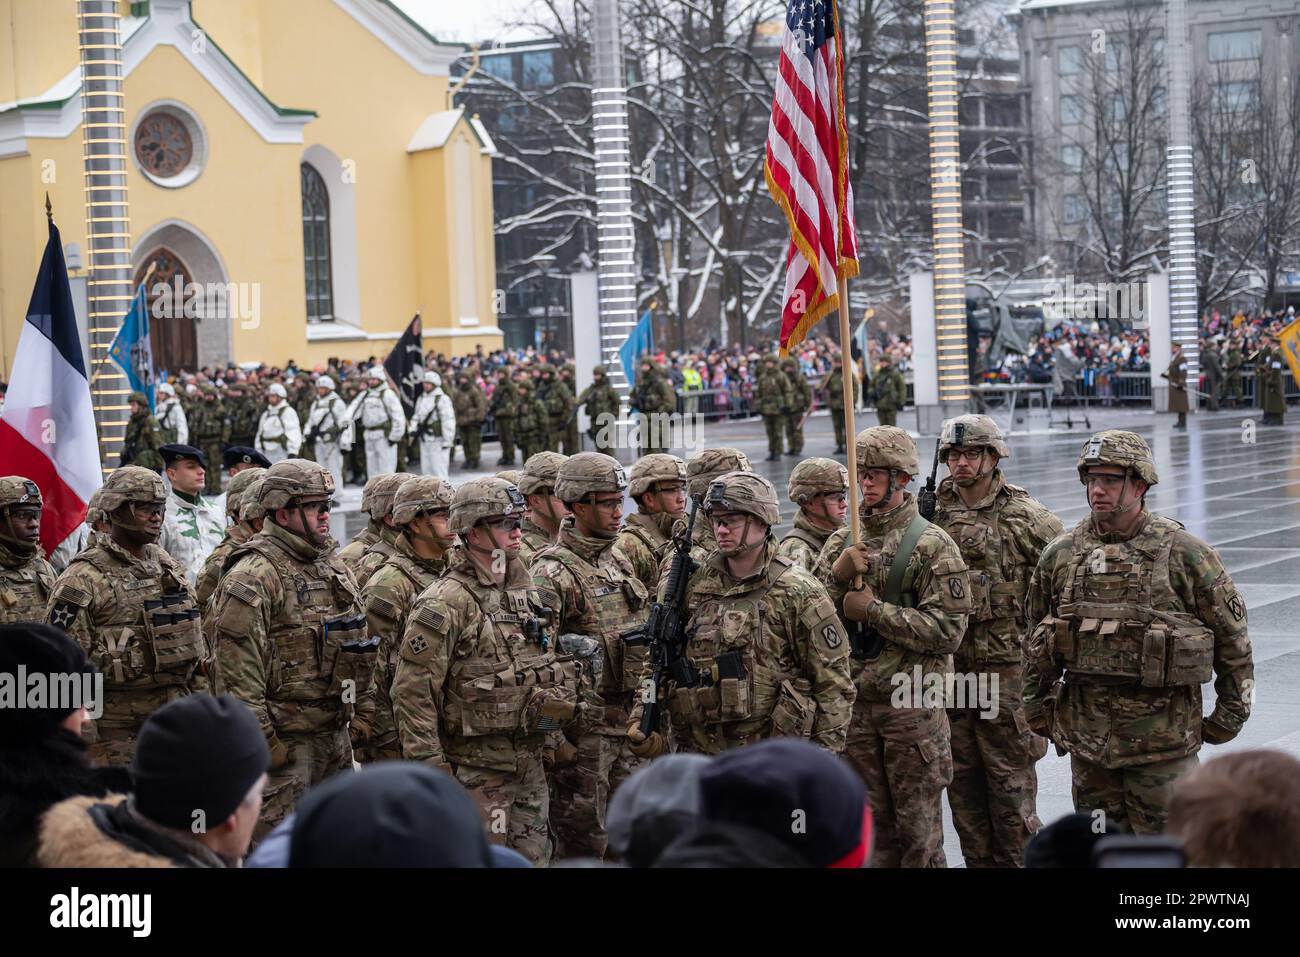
[
  {"left": 414, "top": 603, "right": 449, "bottom": 634},
  {"left": 53, "top": 584, "right": 92, "bottom": 608},
  {"left": 225, "top": 578, "right": 262, "bottom": 608},
  {"left": 367, "top": 594, "right": 401, "bottom": 622}
]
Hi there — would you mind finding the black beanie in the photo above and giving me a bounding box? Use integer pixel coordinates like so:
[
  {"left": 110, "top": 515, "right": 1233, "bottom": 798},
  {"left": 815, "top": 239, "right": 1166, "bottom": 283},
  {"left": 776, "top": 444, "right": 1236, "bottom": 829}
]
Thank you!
[
  {"left": 290, "top": 763, "right": 494, "bottom": 868},
  {"left": 0, "top": 623, "right": 97, "bottom": 745},
  {"left": 697, "top": 737, "right": 869, "bottom": 868},
  {"left": 132, "top": 694, "right": 270, "bottom": 829}
]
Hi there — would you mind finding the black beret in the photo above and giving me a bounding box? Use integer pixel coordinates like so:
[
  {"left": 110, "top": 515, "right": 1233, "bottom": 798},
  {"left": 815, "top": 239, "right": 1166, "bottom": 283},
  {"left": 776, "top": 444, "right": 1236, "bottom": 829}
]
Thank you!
[
  {"left": 159, "top": 444, "right": 206, "bottom": 468},
  {"left": 222, "top": 446, "right": 272, "bottom": 470}
]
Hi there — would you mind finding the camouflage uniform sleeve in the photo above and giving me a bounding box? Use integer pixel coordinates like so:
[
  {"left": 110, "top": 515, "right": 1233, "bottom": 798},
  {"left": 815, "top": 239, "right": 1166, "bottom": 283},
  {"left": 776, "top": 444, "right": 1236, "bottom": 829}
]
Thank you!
[
  {"left": 861, "top": 533, "right": 970, "bottom": 656},
  {"left": 359, "top": 570, "right": 409, "bottom": 732},
  {"left": 391, "top": 591, "right": 461, "bottom": 766},
  {"left": 194, "top": 543, "right": 227, "bottom": 610},
  {"left": 209, "top": 561, "right": 277, "bottom": 739},
  {"left": 614, "top": 529, "right": 658, "bottom": 594},
  {"left": 788, "top": 580, "right": 855, "bottom": 751},
  {"left": 531, "top": 558, "right": 583, "bottom": 633},
  {"left": 1174, "top": 534, "right": 1253, "bottom": 735},
  {"left": 775, "top": 535, "right": 813, "bottom": 574},
  {"left": 1010, "top": 499, "right": 1066, "bottom": 567},
  {"left": 46, "top": 567, "right": 99, "bottom": 661},
  {"left": 1022, "top": 534, "right": 1071, "bottom": 722},
  {"left": 812, "top": 526, "right": 851, "bottom": 592}
]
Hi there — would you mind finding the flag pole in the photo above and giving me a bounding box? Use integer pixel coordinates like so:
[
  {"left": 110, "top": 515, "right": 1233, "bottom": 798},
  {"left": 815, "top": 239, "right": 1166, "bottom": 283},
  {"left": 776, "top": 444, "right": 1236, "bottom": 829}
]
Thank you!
[{"left": 837, "top": 275, "right": 860, "bottom": 547}]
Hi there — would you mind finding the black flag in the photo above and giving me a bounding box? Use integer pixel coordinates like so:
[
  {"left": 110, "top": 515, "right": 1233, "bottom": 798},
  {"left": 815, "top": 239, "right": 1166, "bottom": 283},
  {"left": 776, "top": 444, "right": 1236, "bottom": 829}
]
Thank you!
[{"left": 384, "top": 313, "right": 424, "bottom": 417}]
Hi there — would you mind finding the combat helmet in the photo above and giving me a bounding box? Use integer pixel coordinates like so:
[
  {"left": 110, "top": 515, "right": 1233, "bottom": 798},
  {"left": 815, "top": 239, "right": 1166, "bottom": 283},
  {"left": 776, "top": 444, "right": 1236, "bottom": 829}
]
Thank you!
[
  {"left": 555, "top": 452, "right": 628, "bottom": 504},
  {"left": 98, "top": 466, "right": 167, "bottom": 512},
  {"left": 370, "top": 472, "right": 417, "bottom": 522},
  {"left": 128, "top": 391, "right": 150, "bottom": 408},
  {"left": 855, "top": 426, "right": 919, "bottom": 476},
  {"left": 258, "top": 459, "right": 335, "bottom": 511},
  {"left": 517, "top": 452, "right": 568, "bottom": 496},
  {"left": 224, "top": 466, "right": 267, "bottom": 520},
  {"left": 496, "top": 470, "right": 523, "bottom": 486},
  {"left": 449, "top": 477, "right": 527, "bottom": 534},
  {"left": 239, "top": 477, "right": 268, "bottom": 523},
  {"left": 703, "top": 470, "right": 781, "bottom": 526},
  {"left": 359, "top": 473, "right": 393, "bottom": 518},
  {"left": 0, "top": 476, "right": 42, "bottom": 510},
  {"left": 788, "top": 457, "right": 848, "bottom": 505},
  {"left": 391, "top": 476, "right": 455, "bottom": 525},
  {"left": 686, "top": 447, "right": 752, "bottom": 501},
  {"left": 1077, "top": 430, "right": 1158, "bottom": 486},
  {"left": 629, "top": 453, "right": 686, "bottom": 497},
  {"left": 938, "top": 414, "right": 1010, "bottom": 461}
]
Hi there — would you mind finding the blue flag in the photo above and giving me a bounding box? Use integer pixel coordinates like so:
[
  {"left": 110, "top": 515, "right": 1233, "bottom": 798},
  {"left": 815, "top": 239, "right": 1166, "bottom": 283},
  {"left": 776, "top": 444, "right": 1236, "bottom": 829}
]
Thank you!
[
  {"left": 620, "top": 308, "right": 655, "bottom": 390},
  {"left": 108, "top": 284, "right": 155, "bottom": 412}
]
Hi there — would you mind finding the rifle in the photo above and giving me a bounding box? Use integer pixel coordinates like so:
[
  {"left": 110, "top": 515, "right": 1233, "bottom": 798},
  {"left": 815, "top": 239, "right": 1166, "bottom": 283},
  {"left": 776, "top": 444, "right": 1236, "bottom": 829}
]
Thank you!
[{"left": 624, "top": 500, "right": 700, "bottom": 737}]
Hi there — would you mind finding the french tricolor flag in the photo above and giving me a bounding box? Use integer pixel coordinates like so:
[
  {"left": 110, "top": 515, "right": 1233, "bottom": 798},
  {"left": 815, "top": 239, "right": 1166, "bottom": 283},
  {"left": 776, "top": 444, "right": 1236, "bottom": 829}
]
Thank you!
[{"left": 0, "top": 216, "right": 102, "bottom": 557}]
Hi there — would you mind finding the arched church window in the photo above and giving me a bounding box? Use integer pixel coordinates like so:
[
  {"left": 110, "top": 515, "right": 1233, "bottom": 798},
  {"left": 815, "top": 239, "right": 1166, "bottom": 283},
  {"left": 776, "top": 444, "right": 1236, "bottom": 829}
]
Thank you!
[{"left": 301, "top": 162, "right": 334, "bottom": 322}]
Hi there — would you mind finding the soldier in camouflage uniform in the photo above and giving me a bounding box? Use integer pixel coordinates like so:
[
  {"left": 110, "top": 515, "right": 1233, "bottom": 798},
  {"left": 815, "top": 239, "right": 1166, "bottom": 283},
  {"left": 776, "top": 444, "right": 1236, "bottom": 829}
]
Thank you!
[
  {"left": 872, "top": 354, "right": 906, "bottom": 428},
  {"left": 756, "top": 355, "right": 792, "bottom": 460},
  {"left": 46, "top": 467, "right": 204, "bottom": 764},
  {"left": 391, "top": 478, "right": 583, "bottom": 864},
  {"left": 542, "top": 366, "right": 575, "bottom": 453},
  {"left": 121, "top": 392, "right": 165, "bottom": 473},
  {"left": 223, "top": 383, "right": 259, "bottom": 453},
  {"left": 932, "top": 415, "right": 1063, "bottom": 867},
  {"left": 678, "top": 447, "right": 753, "bottom": 571},
  {"left": 633, "top": 471, "right": 855, "bottom": 758},
  {"left": 782, "top": 356, "right": 811, "bottom": 456},
  {"left": 489, "top": 368, "right": 519, "bottom": 466},
  {"left": 777, "top": 458, "right": 848, "bottom": 573},
  {"left": 530, "top": 453, "right": 653, "bottom": 859},
  {"left": 361, "top": 476, "right": 455, "bottom": 762},
  {"left": 820, "top": 353, "right": 859, "bottom": 454},
  {"left": 513, "top": 381, "right": 549, "bottom": 462},
  {"left": 517, "top": 451, "right": 569, "bottom": 567},
  {"left": 195, "top": 467, "right": 266, "bottom": 609},
  {"left": 1024, "top": 430, "right": 1254, "bottom": 834},
  {"left": 191, "top": 387, "right": 227, "bottom": 494},
  {"left": 558, "top": 365, "right": 582, "bottom": 453},
  {"left": 815, "top": 426, "right": 972, "bottom": 867},
  {"left": 452, "top": 372, "right": 488, "bottom": 468},
  {"left": 615, "top": 453, "right": 686, "bottom": 593},
  {"left": 209, "top": 460, "right": 373, "bottom": 838},
  {"left": 336, "top": 473, "right": 391, "bottom": 570},
  {"left": 577, "top": 365, "right": 621, "bottom": 453},
  {"left": 0, "top": 477, "right": 55, "bottom": 624},
  {"left": 352, "top": 472, "right": 418, "bottom": 590},
  {"left": 633, "top": 359, "right": 677, "bottom": 456}
]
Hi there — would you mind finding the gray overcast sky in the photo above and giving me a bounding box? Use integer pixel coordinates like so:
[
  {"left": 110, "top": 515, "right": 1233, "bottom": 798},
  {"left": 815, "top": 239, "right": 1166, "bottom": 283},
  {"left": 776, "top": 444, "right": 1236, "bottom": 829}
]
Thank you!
[{"left": 395, "top": 0, "right": 545, "bottom": 44}]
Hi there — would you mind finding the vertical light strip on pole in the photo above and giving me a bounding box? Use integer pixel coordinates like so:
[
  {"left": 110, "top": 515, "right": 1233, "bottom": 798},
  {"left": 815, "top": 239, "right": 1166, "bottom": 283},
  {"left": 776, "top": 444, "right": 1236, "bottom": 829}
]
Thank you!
[
  {"left": 78, "top": 0, "right": 132, "bottom": 468},
  {"left": 591, "top": 0, "right": 637, "bottom": 401},
  {"left": 1165, "top": 0, "right": 1198, "bottom": 409},
  {"left": 924, "top": 0, "right": 969, "bottom": 402}
]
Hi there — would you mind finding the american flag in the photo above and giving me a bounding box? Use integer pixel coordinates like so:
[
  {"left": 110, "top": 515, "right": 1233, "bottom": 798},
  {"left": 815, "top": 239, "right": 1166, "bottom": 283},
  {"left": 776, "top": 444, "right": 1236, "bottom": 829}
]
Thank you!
[{"left": 765, "top": 0, "right": 859, "bottom": 354}]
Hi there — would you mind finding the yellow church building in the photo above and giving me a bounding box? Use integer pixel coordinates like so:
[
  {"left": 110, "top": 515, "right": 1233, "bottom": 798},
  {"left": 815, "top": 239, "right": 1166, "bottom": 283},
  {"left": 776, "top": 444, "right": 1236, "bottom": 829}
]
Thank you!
[{"left": 0, "top": 0, "right": 502, "bottom": 378}]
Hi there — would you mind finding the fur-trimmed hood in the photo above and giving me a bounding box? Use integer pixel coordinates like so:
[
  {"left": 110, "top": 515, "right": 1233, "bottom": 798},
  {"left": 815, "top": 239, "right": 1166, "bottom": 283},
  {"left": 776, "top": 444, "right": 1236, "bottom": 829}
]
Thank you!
[{"left": 37, "top": 795, "right": 232, "bottom": 868}]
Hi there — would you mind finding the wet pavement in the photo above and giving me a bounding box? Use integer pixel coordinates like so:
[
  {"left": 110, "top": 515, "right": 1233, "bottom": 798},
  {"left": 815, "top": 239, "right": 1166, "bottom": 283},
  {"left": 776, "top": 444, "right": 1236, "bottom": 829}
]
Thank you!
[{"left": 329, "top": 404, "right": 1300, "bottom": 866}]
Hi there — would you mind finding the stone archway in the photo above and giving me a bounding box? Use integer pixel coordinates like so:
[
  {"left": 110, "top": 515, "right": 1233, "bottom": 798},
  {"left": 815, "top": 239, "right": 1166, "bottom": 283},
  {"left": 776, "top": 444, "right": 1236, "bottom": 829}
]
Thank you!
[{"left": 133, "top": 220, "right": 232, "bottom": 370}]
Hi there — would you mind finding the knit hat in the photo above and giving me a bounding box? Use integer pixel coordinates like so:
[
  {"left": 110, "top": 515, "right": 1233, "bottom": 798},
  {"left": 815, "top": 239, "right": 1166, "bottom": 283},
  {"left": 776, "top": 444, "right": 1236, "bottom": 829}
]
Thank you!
[
  {"left": 0, "top": 623, "right": 96, "bottom": 744},
  {"left": 289, "top": 763, "right": 494, "bottom": 867},
  {"left": 606, "top": 754, "right": 709, "bottom": 867},
  {"left": 132, "top": 694, "right": 270, "bottom": 829},
  {"left": 697, "top": 737, "right": 871, "bottom": 867}
]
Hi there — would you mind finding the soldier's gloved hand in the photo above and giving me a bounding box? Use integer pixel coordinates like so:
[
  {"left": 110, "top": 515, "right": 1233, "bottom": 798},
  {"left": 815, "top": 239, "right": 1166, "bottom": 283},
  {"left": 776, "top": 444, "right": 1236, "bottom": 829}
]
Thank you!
[
  {"left": 348, "top": 716, "right": 372, "bottom": 749},
  {"left": 842, "top": 585, "right": 877, "bottom": 623},
  {"left": 626, "top": 724, "right": 667, "bottom": 758},
  {"left": 267, "top": 734, "right": 292, "bottom": 770},
  {"left": 1201, "top": 718, "right": 1237, "bottom": 745},
  {"left": 832, "top": 543, "right": 872, "bottom": 585},
  {"left": 523, "top": 689, "right": 577, "bottom": 733}
]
